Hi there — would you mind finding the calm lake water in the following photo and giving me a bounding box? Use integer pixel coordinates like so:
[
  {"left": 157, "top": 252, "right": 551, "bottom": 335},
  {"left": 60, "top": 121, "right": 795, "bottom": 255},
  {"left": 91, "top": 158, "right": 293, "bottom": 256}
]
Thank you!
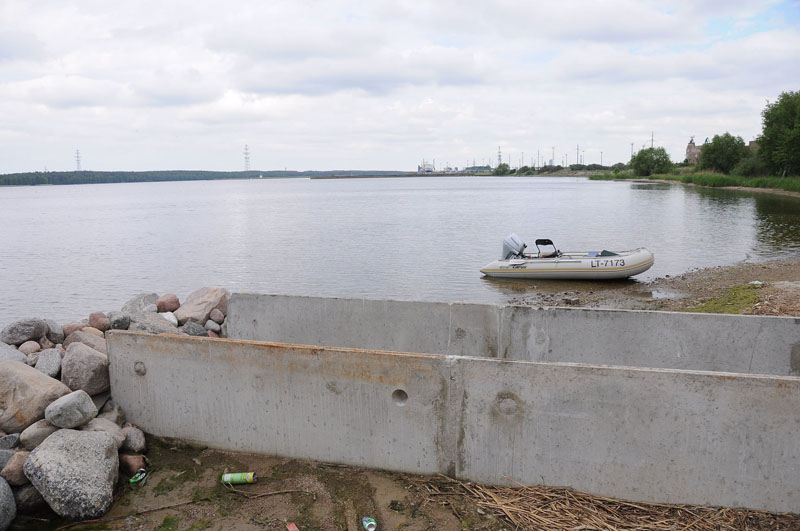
[{"left": 2, "top": 176, "right": 800, "bottom": 326}]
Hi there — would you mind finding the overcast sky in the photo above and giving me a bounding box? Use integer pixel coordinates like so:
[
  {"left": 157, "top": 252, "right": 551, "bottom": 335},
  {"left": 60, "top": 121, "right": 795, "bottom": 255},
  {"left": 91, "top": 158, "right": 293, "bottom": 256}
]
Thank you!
[{"left": 0, "top": 0, "right": 798, "bottom": 173}]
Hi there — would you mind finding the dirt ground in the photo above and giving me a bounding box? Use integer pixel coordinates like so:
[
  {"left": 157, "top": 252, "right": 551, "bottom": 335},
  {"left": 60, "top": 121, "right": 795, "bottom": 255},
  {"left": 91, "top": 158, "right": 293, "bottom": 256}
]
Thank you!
[{"left": 506, "top": 256, "right": 800, "bottom": 317}]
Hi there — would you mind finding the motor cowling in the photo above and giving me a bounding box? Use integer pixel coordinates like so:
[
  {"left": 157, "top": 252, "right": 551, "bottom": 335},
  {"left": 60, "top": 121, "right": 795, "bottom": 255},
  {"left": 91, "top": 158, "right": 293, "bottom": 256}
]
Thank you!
[{"left": 502, "top": 233, "right": 526, "bottom": 259}]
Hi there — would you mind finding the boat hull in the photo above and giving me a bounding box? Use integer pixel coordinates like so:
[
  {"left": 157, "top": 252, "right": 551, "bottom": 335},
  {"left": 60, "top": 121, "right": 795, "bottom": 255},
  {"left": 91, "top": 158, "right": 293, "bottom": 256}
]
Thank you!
[{"left": 481, "top": 248, "right": 654, "bottom": 280}]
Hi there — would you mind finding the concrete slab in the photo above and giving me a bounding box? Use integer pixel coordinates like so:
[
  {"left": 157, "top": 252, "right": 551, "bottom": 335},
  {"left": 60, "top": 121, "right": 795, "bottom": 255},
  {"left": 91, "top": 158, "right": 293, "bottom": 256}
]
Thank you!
[
  {"left": 228, "top": 294, "right": 800, "bottom": 375},
  {"left": 108, "top": 331, "right": 800, "bottom": 512}
]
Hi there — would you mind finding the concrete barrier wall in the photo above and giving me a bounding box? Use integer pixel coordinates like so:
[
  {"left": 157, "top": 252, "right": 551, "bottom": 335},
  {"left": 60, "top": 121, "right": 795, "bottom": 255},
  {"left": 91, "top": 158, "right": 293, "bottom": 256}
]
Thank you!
[
  {"left": 107, "top": 331, "right": 800, "bottom": 512},
  {"left": 227, "top": 294, "right": 800, "bottom": 376}
]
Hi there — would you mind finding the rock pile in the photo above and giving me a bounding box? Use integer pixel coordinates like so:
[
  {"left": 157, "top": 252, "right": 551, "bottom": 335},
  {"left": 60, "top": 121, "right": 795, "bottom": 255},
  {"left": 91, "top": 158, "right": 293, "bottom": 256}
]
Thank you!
[{"left": 0, "top": 287, "right": 229, "bottom": 528}]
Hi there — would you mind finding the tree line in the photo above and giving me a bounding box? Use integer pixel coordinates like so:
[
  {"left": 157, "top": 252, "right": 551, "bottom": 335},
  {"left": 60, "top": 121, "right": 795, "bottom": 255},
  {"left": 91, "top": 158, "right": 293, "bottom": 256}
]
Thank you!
[
  {"left": 630, "top": 90, "right": 799, "bottom": 177},
  {"left": 0, "top": 169, "right": 409, "bottom": 187}
]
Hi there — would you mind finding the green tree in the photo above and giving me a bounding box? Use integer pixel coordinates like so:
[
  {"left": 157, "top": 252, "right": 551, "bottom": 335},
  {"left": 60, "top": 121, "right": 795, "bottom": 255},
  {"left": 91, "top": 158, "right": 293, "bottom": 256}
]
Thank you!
[
  {"left": 759, "top": 90, "right": 800, "bottom": 176},
  {"left": 699, "top": 132, "right": 747, "bottom": 174},
  {"left": 493, "top": 163, "right": 511, "bottom": 175},
  {"left": 630, "top": 147, "right": 672, "bottom": 176}
]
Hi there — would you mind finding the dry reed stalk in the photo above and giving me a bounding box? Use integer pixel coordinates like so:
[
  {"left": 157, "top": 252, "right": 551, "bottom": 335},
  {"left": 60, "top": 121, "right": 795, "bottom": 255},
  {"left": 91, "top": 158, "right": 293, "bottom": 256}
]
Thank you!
[{"left": 404, "top": 475, "right": 800, "bottom": 530}]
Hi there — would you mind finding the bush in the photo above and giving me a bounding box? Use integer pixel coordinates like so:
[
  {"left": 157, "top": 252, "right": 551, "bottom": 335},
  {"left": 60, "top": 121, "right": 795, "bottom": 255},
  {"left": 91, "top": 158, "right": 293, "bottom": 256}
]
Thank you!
[
  {"left": 630, "top": 147, "right": 673, "bottom": 176},
  {"left": 493, "top": 163, "right": 511, "bottom": 176},
  {"left": 731, "top": 150, "right": 768, "bottom": 177},
  {"left": 699, "top": 132, "right": 747, "bottom": 174}
]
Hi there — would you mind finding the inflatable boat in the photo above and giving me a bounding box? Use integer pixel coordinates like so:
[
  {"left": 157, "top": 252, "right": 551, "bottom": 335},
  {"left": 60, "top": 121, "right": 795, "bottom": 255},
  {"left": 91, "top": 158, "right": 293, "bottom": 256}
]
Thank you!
[{"left": 480, "top": 233, "right": 654, "bottom": 280}]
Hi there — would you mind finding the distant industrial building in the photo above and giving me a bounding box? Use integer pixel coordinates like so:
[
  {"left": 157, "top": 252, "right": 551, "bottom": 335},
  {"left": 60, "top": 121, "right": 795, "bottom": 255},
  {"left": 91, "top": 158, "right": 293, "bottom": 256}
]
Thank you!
[{"left": 418, "top": 160, "right": 435, "bottom": 173}]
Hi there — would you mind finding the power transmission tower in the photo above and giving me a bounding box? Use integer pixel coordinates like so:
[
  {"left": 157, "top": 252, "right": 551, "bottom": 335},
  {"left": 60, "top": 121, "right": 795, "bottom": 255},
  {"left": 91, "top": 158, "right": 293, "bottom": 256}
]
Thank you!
[
  {"left": 243, "top": 145, "right": 251, "bottom": 171},
  {"left": 75, "top": 150, "right": 82, "bottom": 171}
]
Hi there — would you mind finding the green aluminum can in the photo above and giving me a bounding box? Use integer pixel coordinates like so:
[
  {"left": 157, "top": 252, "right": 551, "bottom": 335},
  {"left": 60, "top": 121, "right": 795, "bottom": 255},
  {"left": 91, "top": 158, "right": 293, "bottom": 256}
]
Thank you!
[{"left": 221, "top": 472, "right": 256, "bottom": 484}]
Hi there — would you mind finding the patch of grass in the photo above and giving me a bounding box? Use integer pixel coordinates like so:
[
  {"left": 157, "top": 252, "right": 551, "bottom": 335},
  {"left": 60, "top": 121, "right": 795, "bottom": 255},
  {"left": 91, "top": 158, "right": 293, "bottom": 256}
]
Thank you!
[
  {"left": 590, "top": 170, "right": 800, "bottom": 192},
  {"left": 186, "top": 518, "right": 212, "bottom": 530},
  {"left": 156, "top": 515, "right": 181, "bottom": 531},
  {"left": 684, "top": 284, "right": 760, "bottom": 314}
]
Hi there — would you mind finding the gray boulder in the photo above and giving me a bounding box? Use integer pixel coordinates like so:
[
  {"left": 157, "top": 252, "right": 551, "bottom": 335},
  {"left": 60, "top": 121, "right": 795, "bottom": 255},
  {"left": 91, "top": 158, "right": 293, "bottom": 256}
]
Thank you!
[
  {"left": 23, "top": 429, "right": 118, "bottom": 520},
  {"left": 174, "top": 287, "right": 229, "bottom": 325},
  {"left": 0, "top": 344, "right": 26, "bottom": 365},
  {"left": 44, "top": 319, "right": 65, "bottom": 344},
  {"left": 0, "top": 450, "right": 12, "bottom": 471},
  {"left": 45, "top": 390, "right": 97, "bottom": 429},
  {"left": 121, "top": 425, "right": 147, "bottom": 453},
  {"left": 0, "top": 476, "right": 14, "bottom": 531},
  {"left": 0, "top": 318, "right": 46, "bottom": 346},
  {"left": 127, "top": 311, "right": 180, "bottom": 335},
  {"left": 182, "top": 321, "right": 207, "bottom": 336},
  {"left": 121, "top": 293, "right": 158, "bottom": 315},
  {"left": 13, "top": 483, "right": 47, "bottom": 515},
  {"left": 204, "top": 320, "right": 221, "bottom": 333},
  {"left": 0, "top": 361, "right": 70, "bottom": 433},
  {"left": 0, "top": 436, "right": 18, "bottom": 450},
  {"left": 63, "top": 330, "right": 106, "bottom": 355},
  {"left": 34, "top": 349, "right": 61, "bottom": 379},
  {"left": 20, "top": 420, "right": 59, "bottom": 450},
  {"left": 80, "top": 418, "right": 124, "bottom": 449},
  {"left": 60, "top": 344, "right": 109, "bottom": 395},
  {"left": 107, "top": 312, "right": 130, "bottom": 330}
]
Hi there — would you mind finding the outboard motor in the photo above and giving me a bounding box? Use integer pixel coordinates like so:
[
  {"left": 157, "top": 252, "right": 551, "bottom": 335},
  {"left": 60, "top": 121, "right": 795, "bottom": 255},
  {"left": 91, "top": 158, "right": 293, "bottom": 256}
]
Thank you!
[{"left": 502, "top": 233, "right": 526, "bottom": 259}]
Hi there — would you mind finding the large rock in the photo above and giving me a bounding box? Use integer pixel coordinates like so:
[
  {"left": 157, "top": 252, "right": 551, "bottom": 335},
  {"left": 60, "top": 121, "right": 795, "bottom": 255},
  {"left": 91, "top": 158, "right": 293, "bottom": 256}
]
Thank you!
[
  {"left": 0, "top": 319, "right": 46, "bottom": 346},
  {"left": 44, "top": 319, "right": 65, "bottom": 344},
  {"left": 20, "top": 420, "right": 59, "bottom": 450},
  {"left": 209, "top": 308, "right": 225, "bottom": 324},
  {"left": 61, "top": 323, "right": 84, "bottom": 337},
  {"left": 37, "top": 335, "right": 54, "bottom": 350},
  {"left": 13, "top": 483, "right": 47, "bottom": 515},
  {"left": 61, "top": 344, "right": 109, "bottom": 395},
  {"left": 127, "top": 312, "right": 180, "bottom": 335},
  {"left": 0, "top": 436, "right": 17, "bottom": 450},
  {"left": 80, "top": 418, "right": 124, "bottom": 449},
  {"left": 204, "top": 320, "right": 221, "bottom": 333},
  {"left": 88, "top": 312, "right": 110, "bottom": 332},
  {"left": 174, "top": 287, "right": 229, "bottom": 325},
  {"left": 121, "top": 425, "right": 146, "bottom": 453},
  {"left": 0, "top": 361, "right": 70, "bottom": 433},
  {"left": 0, "top": 476, "right": 14, "bottom": 531},
  {"left": 23, "top": 429, "right": 118, "bottom": 520},
  {"left": 158, "top": 312, "right": 178, "bottom": 326},
  {"left": 35, "top": 349, "right": 61, "bottom": 379},
  {"left": 107, "top": 312, "right": 130, "bottom": 330},
  {"left": 156, "top": 294, "right": 180, "bottom": 313},
  {"left": 121, "top": 293, "right": 158, "bottom": 315},
  {"left": 1, "top": 451, "right": 29, "bottom": 486},
  {"left": 182, "top": 321, "right": 207, "bottom": 336},
  {"left": 63, "top": 330, "right": 106, "bottom": 355},
  {"left": 17, "top": 341, "right": 40, "bottom": 356},
  {"left": 45, "top": 390, "right": 97, "bottom": 429},
  {"left": 0, "top": 344, "right": 26, "bottom": 365},
  {"left": 81, "top": 327, "right": 104, "bottom": 338}
]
